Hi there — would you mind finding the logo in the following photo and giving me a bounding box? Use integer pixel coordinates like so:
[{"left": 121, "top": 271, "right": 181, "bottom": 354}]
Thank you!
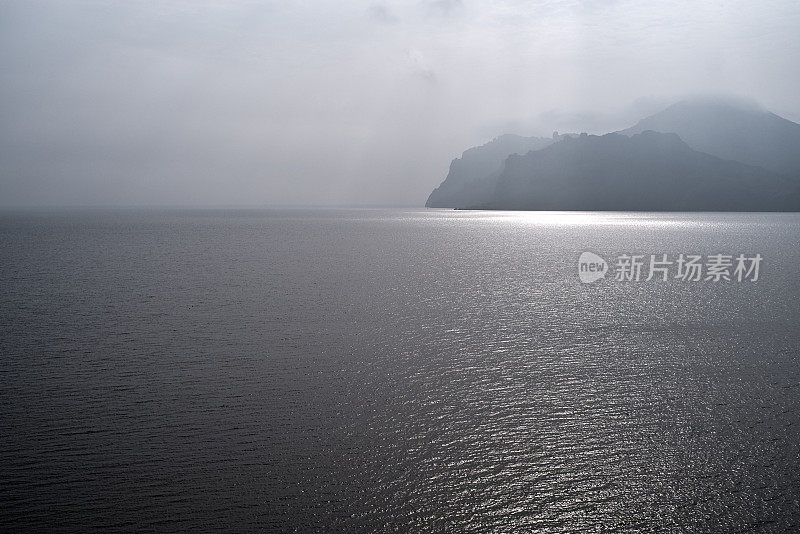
[
  {"left": 577, "top": 251, "right": 762, "bottom": 283},
  {"left": 578, "top": 251, "right": 608, "bottom": 284}
]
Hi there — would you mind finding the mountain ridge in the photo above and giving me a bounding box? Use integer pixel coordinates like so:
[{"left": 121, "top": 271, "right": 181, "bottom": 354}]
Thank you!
[
  {"left": 480, "top": 130, "right": 800, "bottom": 211},
  {"left": 427, "top": 98, "right": 800, "bottom": 211},
  {"left": 618, "top": 98, "right": 800, "bottom": 176},
  {"left": 425, "top": 134, "right": 553, "bottom": 208}
]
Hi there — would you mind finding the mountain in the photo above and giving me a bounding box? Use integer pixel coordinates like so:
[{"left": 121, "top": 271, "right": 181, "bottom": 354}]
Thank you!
[
  {"left": 425, "top": 98, "right": 800, "bottom": 211},
  {"left": 425, "top": 134, "right": 553, "bottom": 208},
  {"left": 480, "top": 131, "right": 800, "bottom": 211},
  {"left": 619, "top": 97, "right": 800, "bottom": 176}
]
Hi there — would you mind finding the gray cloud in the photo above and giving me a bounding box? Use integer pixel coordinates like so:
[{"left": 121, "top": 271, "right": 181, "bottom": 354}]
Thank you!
[
  {"left": 406, "top": 49, "right": 437, "bottom": 83},
  {"left": 368, "top": 3, "right": 399, "bottom": 24},
  {"left": 1, "top": 0, "right": 799, "bottom": 207},
  {"left": 424, "top": 0, "right": 463, "bottom": 16}
]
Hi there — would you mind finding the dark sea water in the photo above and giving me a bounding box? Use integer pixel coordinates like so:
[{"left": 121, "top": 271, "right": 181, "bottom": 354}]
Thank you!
[{"left": 1, "top": 208, "right": 800, "bottom": 532}]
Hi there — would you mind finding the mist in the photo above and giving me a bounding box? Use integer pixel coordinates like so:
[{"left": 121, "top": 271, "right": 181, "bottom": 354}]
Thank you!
[{"left": 1, "top": 0, "right": 799, "bottom": 207}]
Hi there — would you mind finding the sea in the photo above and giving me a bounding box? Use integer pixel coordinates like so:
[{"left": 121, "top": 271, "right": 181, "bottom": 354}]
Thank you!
[{"left": 1, "top": 208, "right": 799, "bottom": 532}]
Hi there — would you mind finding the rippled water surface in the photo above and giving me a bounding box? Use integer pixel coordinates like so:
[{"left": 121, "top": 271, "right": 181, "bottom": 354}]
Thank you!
[{"left": 2, "top": 208, "right": 800, "bottom": 532}]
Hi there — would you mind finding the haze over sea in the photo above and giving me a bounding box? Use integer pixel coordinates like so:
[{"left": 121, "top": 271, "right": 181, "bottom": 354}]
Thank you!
[{"left": 2, "top": 208, "right": 799, "bottom": 531}]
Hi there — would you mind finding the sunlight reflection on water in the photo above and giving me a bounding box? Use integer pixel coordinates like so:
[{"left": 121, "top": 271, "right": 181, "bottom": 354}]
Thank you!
[{"left": 1, "top": 208, "right": 799, "bottom": 531}]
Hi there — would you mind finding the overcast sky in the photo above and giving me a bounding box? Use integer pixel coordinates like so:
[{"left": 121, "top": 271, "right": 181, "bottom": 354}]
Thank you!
[{"left": 1, "top": 0, "right": 799, "bottom": 207}]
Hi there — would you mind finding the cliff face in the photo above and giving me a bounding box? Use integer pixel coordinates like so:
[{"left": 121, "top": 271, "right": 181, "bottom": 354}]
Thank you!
[{"left": 425, "top": 134, "right": 552, "bottom": 208}]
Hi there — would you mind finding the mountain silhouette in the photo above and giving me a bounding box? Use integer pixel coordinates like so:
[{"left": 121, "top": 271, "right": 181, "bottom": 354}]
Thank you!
[
  {"left": 482, "top": 131, "right": 800, "bottom": 211},
  {"left": 620, "top": 97, "right": 800, "bottom": 176},
  {"left": 426, "top": 98, "right": 800, "bottom": 211},
  {"left": 425, "top": 134, "right": 552, "bottom": 208}
]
